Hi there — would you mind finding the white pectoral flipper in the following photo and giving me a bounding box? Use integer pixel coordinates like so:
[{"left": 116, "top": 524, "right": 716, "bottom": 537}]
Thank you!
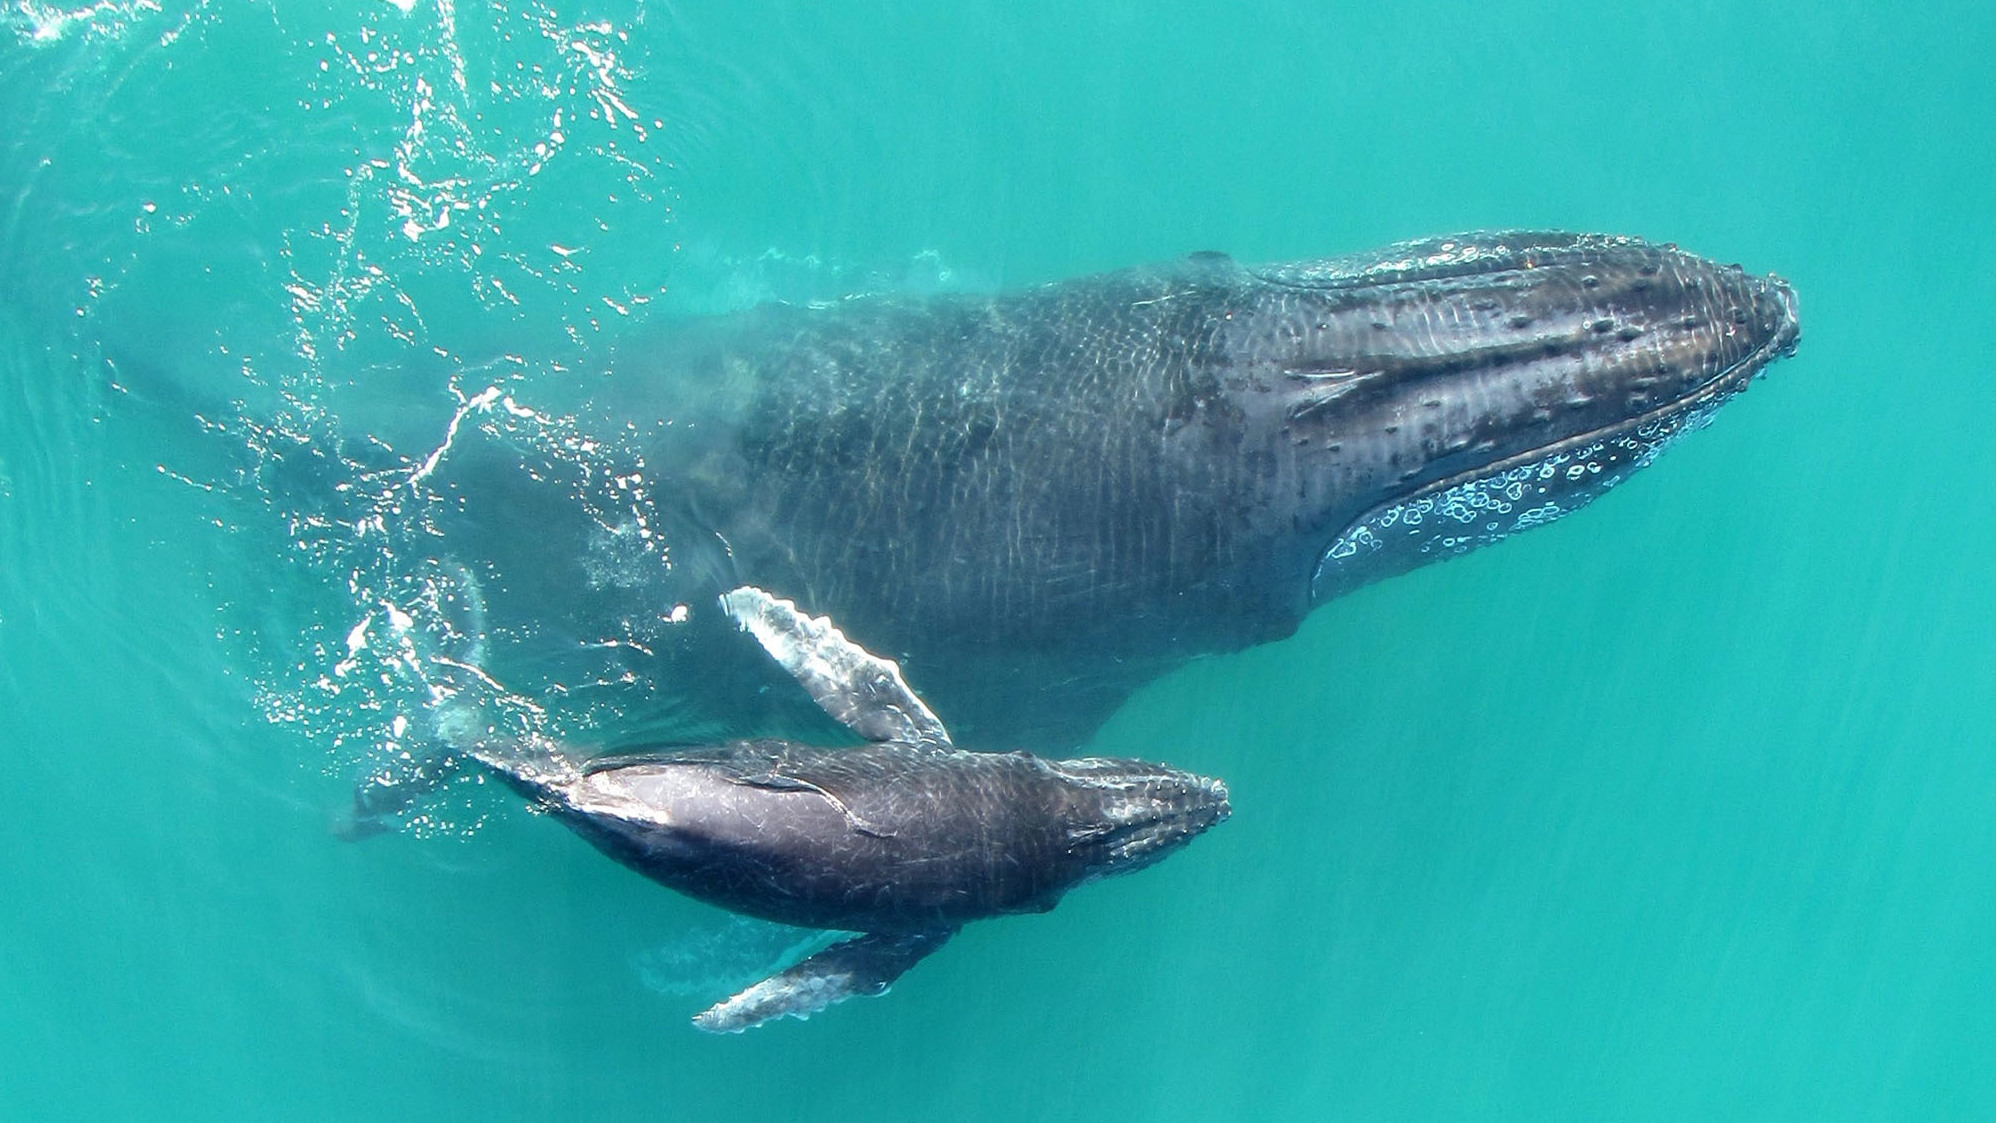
[
  {"left": 720, "top": 585, "right": 951, "bottom": 747},
  {"left": 692, "top": 929, "right": 956, "bottom": 1033}
]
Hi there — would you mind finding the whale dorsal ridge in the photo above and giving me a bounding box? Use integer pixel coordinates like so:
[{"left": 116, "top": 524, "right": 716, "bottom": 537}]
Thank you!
[{"left": 719, "top": 586, "right": 952, "bottom": 747}]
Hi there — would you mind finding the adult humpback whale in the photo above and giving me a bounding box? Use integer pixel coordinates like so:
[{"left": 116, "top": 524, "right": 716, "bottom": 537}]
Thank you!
[
  {"left": 351, "top": 586, "right": 1230, "bottom": 1031},
  {"left": 414, "top": 231, "right": 1800, "bottom": 748}
]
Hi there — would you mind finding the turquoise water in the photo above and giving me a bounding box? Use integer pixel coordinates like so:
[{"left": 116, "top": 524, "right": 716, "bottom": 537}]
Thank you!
[{"left": 3, "top": 1, "right": 1994, "bottom": 1118}]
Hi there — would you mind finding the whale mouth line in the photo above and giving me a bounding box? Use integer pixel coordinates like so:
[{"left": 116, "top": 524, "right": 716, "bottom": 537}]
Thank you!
[{"left": 1307, "top": 286, "right": 1799, "bottom": 603}]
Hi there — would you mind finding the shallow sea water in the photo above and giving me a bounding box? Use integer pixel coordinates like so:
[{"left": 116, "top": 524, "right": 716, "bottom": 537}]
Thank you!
[{"left": 3, "top": 2, "right": 1994, "bottom": 1119}]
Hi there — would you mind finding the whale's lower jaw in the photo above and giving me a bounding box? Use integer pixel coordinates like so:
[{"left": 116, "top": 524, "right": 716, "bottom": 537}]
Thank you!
[
  {"left": 1307, "top": 264, "right": 1800, "bottom": 602},
  {"left": 1309, "top": 398, "right": 1716, "bottom": 602},
  {"left": 1310, "top": 393, "right": 1723, "bottom": 601}
]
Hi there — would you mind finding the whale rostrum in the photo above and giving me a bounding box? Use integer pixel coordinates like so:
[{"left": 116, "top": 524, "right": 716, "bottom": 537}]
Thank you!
[{"left": 350, "top": 587, "right": 1229, "bottom": 1032}]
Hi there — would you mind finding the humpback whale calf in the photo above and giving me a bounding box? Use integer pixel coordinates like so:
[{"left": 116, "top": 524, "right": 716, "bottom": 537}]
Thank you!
[
  {"left": 351, "top": 587, "right": 1230, "bottom": 1032},
  {"left": 411, "top": 231, "right": 1801, "bottom": 747}
]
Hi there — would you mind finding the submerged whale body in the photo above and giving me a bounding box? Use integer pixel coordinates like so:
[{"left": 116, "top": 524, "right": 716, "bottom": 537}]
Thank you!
[
  {"left": 353, "top": 588, "right": 1229, "bottom": 1032},
  {"left": 427, "top": 231, "right": 1801, "bottom": 747}
]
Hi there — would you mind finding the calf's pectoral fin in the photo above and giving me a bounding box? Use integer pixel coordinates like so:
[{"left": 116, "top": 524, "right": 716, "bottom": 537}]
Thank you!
[
  {"left": 691, "top": 928, "right": 956, "bottom": 1033},
  {"left": 718, "top": 585, "right": 952, "bottom": 747}
]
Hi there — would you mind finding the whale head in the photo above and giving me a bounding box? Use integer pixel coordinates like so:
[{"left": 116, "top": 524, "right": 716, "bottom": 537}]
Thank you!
[
  {"left": 1048, "top": 756, "right": 1232, "bottom": 880},
  {"left": 1208, "top": 231, "right": 1801, "bottom": 608}
]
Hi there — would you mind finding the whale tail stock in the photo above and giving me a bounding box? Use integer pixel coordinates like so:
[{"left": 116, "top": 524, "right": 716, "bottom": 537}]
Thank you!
[
  {"left": 330, "top": 560, "right": 586, "bottom": 839},
  {"left": 330, "top": 733, "right": 581, "bottom": 841},
  {"left": 331, "top": 747, "right": 469, "bottom": 841}
]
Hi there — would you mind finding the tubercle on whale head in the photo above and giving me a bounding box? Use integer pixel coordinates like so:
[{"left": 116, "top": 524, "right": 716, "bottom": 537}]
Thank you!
[
  {"left": 1046, "top": 756, "right": 1232, "bottom": 880},
  {"left": 1207, "top": 231, "right": 1803, "bottom": 605}
]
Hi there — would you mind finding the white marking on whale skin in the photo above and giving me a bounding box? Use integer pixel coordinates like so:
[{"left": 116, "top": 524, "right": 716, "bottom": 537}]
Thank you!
[
  {"left": 1313, "top": 398, "right": 1723, "bottom": 597},
  {"left": 694, "top": 964, "right": 860, "bottom": 1033},
  {"left": 720, "top": 585, "right": 951, "bottom": 747},
  {"left": 570, "top": 769, "right": 682, "bottom": 827},
  {"left": 689, "top": 930, "right": 952, "bottom": 1033}
]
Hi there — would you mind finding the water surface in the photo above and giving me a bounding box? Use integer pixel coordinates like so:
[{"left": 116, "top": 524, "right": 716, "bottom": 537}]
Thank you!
[{"left": 3, "top": 1, "right": 1994, "bottom": 1118}]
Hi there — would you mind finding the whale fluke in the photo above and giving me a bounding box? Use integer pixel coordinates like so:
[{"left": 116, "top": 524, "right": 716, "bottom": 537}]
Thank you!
[{"left": 332, "top": 749, "right": 464, "bottom": 840}]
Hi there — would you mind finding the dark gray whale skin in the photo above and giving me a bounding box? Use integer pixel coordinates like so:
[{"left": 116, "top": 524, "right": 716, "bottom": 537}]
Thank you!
[
  {"left": 504, "top": 741, "right": 1229, "bottom": 935},
  {"left": 438, "top": 232, "right": 1801, "bottom": 747},
  {"left": 511, "top": 740, "right": 1225, "bottom": 1030},
  {"left": 349, "top": 586, "right": 1231, "bottom": 1031}
]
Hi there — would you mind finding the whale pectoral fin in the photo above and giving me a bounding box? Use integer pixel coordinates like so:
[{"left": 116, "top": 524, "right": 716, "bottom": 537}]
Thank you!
[
  {"left": 719, "top": 585, "right": 951, "bottom": 748},
  {"left": 633, "top": 917, "right": 845, "bottom": 1000},
  {"left": 691, "top": 928, "right": 956, "bottom": 1033}
]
